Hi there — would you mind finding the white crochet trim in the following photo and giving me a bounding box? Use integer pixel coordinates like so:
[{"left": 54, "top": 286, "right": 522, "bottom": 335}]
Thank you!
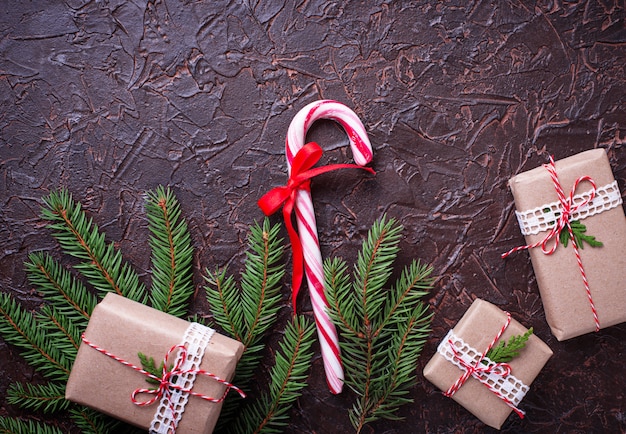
[
  {"left": 515, "top": 180, "right": 622, "bottom": 236},
  {"left": 150, "top": 323, "right": 215, "bottom": 434},
  {"left": 437, "top": 330, "right": 529, "bottom": 406}
]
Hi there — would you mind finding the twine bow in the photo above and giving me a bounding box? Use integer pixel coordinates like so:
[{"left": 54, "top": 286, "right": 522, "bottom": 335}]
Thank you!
[
  {"left": 443, "top": 313, "right": 525, "bottom": 418},
  {"left": 257, "top": 142, "right": 375, "bottom": 309},
  {"left": 502, "top": 156, "right": 600, "bottom": 331},
  {"left": 81, "top": 334, "right": 245, "bottom": 430}
]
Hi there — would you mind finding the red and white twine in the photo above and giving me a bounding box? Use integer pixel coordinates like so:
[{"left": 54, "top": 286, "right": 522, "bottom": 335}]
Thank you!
[
  {"left": 81, "top": 333, "right": 245, "bottom": 433},
  {"left": 443, "top": 313, "right": 526, "bottom": 418},
  {"left": 502, "top": 156, "right": 600, "bottom": 331}
]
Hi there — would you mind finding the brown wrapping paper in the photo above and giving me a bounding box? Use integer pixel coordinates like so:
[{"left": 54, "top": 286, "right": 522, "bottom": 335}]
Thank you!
[
  {"left": 423, "top": 299, "right": 552, "bottom": 430},
  {"left": 508, "top": 148, "right": 626, "bottom": 340},
  {"left": 65, "top": 293, "right": 244, "bottom": 434}
]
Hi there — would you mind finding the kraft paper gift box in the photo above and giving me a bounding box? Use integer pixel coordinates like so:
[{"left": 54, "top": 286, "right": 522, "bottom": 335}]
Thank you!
[
  {"left": 423, "top": 299, "right": 552, "bottom": 430},
  {"left": 506, "top": 148, "right": 626, "bottom": 340},
  {"left": 66, "top": 293, "right": 244, "bottom": 434}
]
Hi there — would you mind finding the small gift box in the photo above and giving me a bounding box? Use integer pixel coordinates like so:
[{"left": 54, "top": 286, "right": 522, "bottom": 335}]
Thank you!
[
  {"left": 66, "top": 293, "right": 245, "bottom": 434},
  {"left": 423, "top": 299, "right": 552, "bottom": 430},
  {"left": 505, "top": 148, "right": 626, "bottom": 340}
]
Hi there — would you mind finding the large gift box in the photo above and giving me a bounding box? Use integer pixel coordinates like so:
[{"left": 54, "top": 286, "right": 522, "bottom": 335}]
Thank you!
[
  {"left": 66, "top": 293, "right": 245, "bottom": 434},
  {"left": 506, "top": 148, "right": 626, "bottom": 340},
  {"left": 423, "top": 299, "right": 552, "bottom": 430}
]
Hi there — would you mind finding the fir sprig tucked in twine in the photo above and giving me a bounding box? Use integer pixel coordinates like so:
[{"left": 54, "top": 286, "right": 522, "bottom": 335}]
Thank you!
[
  {"left": 484, "top": 328, "right": 533, "bottom": 364},
  {"left": 0, "top": 187, "right": 314, "bottom": 434},
  {"left": 324, "top": 216, "right": 434, "bottom": 433}
]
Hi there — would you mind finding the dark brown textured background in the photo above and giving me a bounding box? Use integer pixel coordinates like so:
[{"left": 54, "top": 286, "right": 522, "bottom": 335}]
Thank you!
[{"left": 1, "top": 1, "right": 625, "bottom": 433}]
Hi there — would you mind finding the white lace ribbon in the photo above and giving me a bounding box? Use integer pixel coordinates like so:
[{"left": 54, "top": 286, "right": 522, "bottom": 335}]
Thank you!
[
  {"left": 515, "top": 180, "right": 622, "bottom": 236},
  {"left": 437, "top": 330, "right": 529, "bottom": 407},
  {"left": 150, "top": 323, "right": 215, "bottom": 434}
]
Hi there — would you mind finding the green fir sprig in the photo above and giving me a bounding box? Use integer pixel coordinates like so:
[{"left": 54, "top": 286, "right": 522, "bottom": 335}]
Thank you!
[
  {"left": 147, "top": 186, "right": 195, "bottom": 317},
  {"left": 0, "top": 416, "right": 65, "bottom": 434},
  {"left": 205, "top": 218, "right": 316, "bottom": 433},
  {"left": 324, "top": 215, "right": 434, "bottom": 433},
  {"left": 484, "top": 328, "right": 534, "bottom": 364},
  {"left": 138, "top": 352, "right": 171, "bottom": 386},
  {"left": 229, "top": 315, "right": 316, "bottom": 434},
  {"left": 559, "top": 220, "right": 603, "bottom": 249},
  {"left": 41, "top": 189, "right": 147, "bottom": 303},
  {"left": 544, "top": 208, "right": 603, "bottom": 249}
]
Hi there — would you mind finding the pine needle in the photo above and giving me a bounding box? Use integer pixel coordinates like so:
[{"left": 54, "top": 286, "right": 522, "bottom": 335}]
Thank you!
[
  {"left": 40, "top": 189, "right": 146, "bottom": 303},
  {"left": 146, "top": 186, "right": 195, "bottom": 318},
  {"left": 228, "top": 315, "right": 316, "bottom": 434},
  {"left": 25, "top": 252, "right": 95, "bottom": 325},
  {"left": 6, "top": 382, "right": 70, "bottom": 414},
  {"left": 207, "top": 218, "right": 287, "bottom": 430},
  {"left": 0, "top": 293, "right": 71, "bottom": 381},
  {"left": 324, "top": 215, "right": 434, "bottom": 433},
  {"left": 68, "top": 407, "right": 129, "bottom": 434},
  {"left": 0, "top": 417, "right": 64, "bottom": 434}
]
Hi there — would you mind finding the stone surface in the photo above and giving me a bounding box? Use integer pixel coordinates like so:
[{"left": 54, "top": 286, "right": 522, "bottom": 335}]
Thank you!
[{"left": 1, "top": 1, "right": 624, "bottom": 433}]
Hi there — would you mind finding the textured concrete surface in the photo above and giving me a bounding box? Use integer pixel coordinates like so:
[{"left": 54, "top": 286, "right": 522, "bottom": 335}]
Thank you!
[{"left": 1, "top": 1, "right": 625, "bottom": 433}]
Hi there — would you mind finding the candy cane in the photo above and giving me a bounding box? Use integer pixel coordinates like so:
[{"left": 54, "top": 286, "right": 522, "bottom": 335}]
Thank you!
[{"left": 286, "top": 100, "right": 373, "bottom": 394}]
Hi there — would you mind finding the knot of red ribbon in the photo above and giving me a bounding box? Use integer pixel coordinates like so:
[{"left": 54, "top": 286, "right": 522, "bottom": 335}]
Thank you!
[
  {"left": 502, "top": 156, "right": 600, "bottom": 331},
  {"left": 257, "top": 142, "right": 375, "bottom": 309},
  {"left": 81, "top": 334, "right": 245, "bottom": 430}
]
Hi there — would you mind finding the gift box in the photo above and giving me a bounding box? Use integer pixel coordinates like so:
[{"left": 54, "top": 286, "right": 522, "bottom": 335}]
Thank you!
[
  {"left": 66, "top": 293, "right": 245, "bottom": 434},
  {"left": 423, "top": 299, "right": 552, "bottom": 430},
  {"left": 506, "top": 148, "right": 626, "bottom": 340}
]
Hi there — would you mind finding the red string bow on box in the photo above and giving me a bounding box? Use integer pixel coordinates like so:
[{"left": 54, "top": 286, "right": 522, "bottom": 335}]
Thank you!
[
  {"left": 81, "top": 334, "right": 245, "bottom": 432},
  {"left": 502, "top": 155, "right": 600, "bottom": 331},
  {"left": 258, "top": 141, "right": 375, "bottom": 309},
  {"left": 443, "top": 312, "right": 526, "bottom": 419}
]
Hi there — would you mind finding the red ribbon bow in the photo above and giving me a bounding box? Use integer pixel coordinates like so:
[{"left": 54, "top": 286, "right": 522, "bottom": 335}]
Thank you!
[
  {"left": 257, "top": 142, "right": 375, "bottom": 309},
  {"left": 502, "top": 156, "right": 600, "bottom": 331}
]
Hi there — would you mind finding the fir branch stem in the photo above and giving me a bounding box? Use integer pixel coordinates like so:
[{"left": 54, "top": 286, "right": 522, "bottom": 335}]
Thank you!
[
  {"left": 56, "top": 207, "right": 121, "bottom": 296},
  {"left": 205, "top": 270, "right": 243, "bottom": 342},
  {"left": 0, "top": 294, "right": 71, "bottom": 380},
  {"left": 28, "top": 255, "right": 90, "bottom": 320},
  {"left": 147, "top": 186, "right": 194, "bottom": 317}
]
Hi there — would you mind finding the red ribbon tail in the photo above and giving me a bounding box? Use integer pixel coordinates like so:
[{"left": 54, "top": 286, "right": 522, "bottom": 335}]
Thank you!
[{"left": 283, "top": 199, "right": 303, "bottom": 310}]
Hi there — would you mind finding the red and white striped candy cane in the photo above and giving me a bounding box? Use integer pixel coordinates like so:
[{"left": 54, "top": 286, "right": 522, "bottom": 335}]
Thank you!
[{"left": 286, "top": 100, "right": 373, "bottom": 394}]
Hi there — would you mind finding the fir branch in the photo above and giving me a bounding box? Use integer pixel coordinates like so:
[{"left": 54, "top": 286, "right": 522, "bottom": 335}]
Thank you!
[
  {"left": 40, "top": 189, "right": 146, "bottom": 303},
  {"left": 0, "top": 293, "right": 71, "bottom": 381},
  {"left": 485, "top": 328, "right": 534, "bottom": 364},
  {"left": 354, "top": 304, "right": 432, "bottom": 429},
  {"left": 37, "top": 305, "right": 81, "bottom": 358},
  {"left": 146, "top": 186, "right": 195, "bottom": 318},
  {"left": 324, "top": 216, "right": 434, "bottom": 433},
  {"left": 559, "top": 220, "right": 603, "bottom": 249},
  {"left": 204, "top": 269, "right": 243, "bottom": 341},
  {"left": 68, "top": 407, "right": 129, "bottom": 434},
  {"left": 228, "top": 315, "right": 316, "bottom": 434},
  {"left": 25, "top": 252, "right": 95, "bottom": 325},
  {"left": 208, "top": 218, "right": 286, "bottom": 430},
  {"left": 0, "top": 417, "right": 64, "bottom": 434},
  {"left": 137, "top": 352, "right": 171, "bottom": 386},
  {"left": 238, "top": 219, "right": 285, "bottom": 349},
  {"left": 354, "top": 216, "right": 402, "bottom": 328},
  {"left": 6, "top": 382, "right": 70, "bottom": 414}
]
